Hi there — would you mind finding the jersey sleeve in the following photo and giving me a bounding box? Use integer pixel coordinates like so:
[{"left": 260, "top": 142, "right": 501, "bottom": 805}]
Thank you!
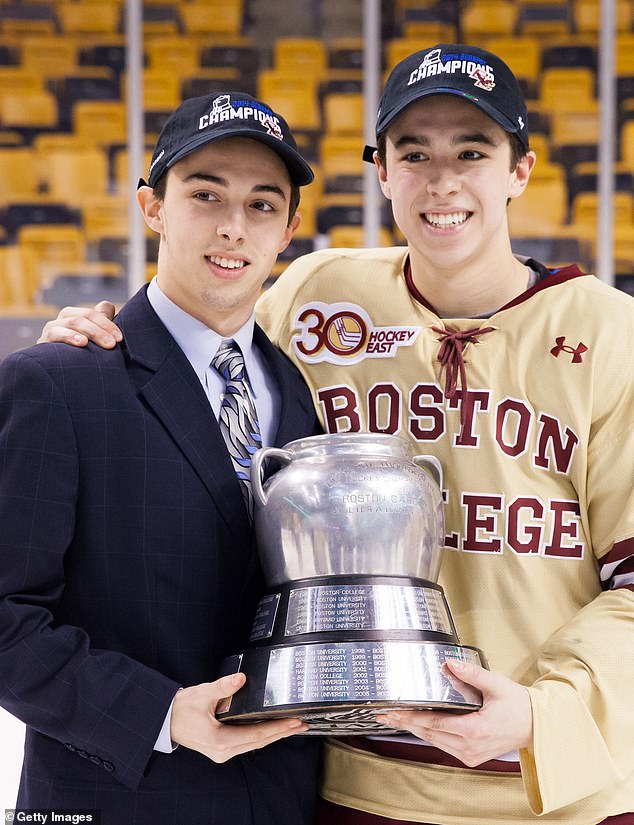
[
  {"left": 521, "top": 588, "right": 634, "bottom": 813},
  {"left": 521, "top": 355, "right": 634, "bottom": 814}
]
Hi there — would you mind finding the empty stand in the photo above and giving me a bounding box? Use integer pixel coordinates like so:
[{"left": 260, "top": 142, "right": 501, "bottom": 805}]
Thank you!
[
  {"left": 461, "top": 1, "right": 517, "bottom": 40},
  {"left": 0, "top": 3, "right": 57, "bottom": 36},
  {"left": 0, "top": 147, "right": 41, "bottom": 206},
  {"left": 145, "top": 36, "right": 201, "bottom": 77},
  {"left": 180, "top": 1, "right": 244, "bottom": 38},
  {"left": 73, "top": 100, "right": 126, "bottom": 147},
  {"left": 56, "top": 2, "right": 121, "bottom": 35},
  {"left": 484, "top": 36, "right": 541, "bottom": 98},
  {"left": 0, "top": 91, "right": 59, "bottom": 138},
  {"left": 324, "top": 93, "right": 364, "bottom": 136},
  {"left": 40, "top": 147, "right": 110, "bottom": 206}
]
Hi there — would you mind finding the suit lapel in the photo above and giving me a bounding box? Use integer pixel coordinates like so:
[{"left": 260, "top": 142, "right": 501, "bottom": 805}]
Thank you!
[
  {"left": 116, "top": 288, "right": 252, "bottom": 545},
  {"left": 253, "top": 324, "right": 314, "bottom": 448}
]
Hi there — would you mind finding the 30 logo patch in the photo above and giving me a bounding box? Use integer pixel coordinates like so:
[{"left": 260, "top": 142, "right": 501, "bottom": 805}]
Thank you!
[{"left": 292, "top": 302, "right": 421, "bottom": 364}]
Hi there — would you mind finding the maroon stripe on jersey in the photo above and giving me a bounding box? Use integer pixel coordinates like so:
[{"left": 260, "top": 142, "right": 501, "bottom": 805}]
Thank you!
[
  {"left": 601, "top": 537, "right": 634, "bottom": 567},
  {"left": 403, "top": 257, "right": 587, "bottom": 315},
  {"left": 498, "top": 264, "right": 587, "bottom": 311},
  {"left": 317, "top": 798, "right": 432, "bottom": 825},
  {"left": 319, "top": 799, "right": 634, "bottom": 824},
  {"left": 341, "top": 736, "right": 521, "bottom": 772}
]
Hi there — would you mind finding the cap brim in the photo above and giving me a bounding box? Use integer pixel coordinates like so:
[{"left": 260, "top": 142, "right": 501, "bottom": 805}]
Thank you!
[
  {"left": 154, "top": 127, "right": 314, "bottom": 188},
  {"left": 377, "top": 87, "right": 524, "bottom": 145}
]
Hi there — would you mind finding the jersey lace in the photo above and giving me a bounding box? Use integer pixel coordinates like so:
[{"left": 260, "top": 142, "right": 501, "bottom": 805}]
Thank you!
[{"left": 432, "top": 325, "right": 495, "bottom": 436}]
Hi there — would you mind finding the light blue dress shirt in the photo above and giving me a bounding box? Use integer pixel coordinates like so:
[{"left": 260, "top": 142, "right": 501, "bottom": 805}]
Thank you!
[{"left": 146, "top": 276, "right": 281, "bottom": 752}]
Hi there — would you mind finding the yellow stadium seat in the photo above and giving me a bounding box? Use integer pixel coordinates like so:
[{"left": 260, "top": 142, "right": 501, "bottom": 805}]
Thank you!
[
  {"left": 621, "top": 121, "right": 634, "bottom": 170},
  {"left": 145, "top": 36, "right": 201, "bottom": 76},
  {"left": 294, "top": 170, "right": 323, "bottom": 238},
  {"left": 73, "top": 100, "right": 127, "bottom": 146},
  {"left": 56, "top": 2, "right": 121, "bottom": 35},
  {"left": 324, "top": 93, "right": 364, "bottom": 136},
  {"left": 180, "top": 1, "right": 244, "bottom": 37},
  {"left": 0, "top": 245, "right": 40, "bottom": 306},
  {"left": 0, "top": 147, "right": 40, "bottom": 206},
  {"left": 33, "top": 134, "right": 97, "bottom": 154},
  {"left": 21, "top": 36, "right": 79, "bottom": 78},
  {"left": 112, "top": 147, "right": 154, "bottom": 196},
  {"left": 484, "top": 36, "right": 540, "bottom": 95},
  {"left": 508, "top": 176, "right": 568, "bottom": 235},
  {"left": 385, "top": 38, "right": 439, "bottom": 74},
  {"left": 517, "top": 2, "right": 571, "bottom": 36},
  {"left": 40, "top": 148, "right": 110, "bottom": 206},
  {"left": 540, "top": 67, "right": 596, "bottom": 113},
  {"left": 550, "top": 109, "right": 599, "bottom": 148},
  {"left": 1, "top": 6, "right": 57, "bottom": 36},
  {"left": 528, "top": 160, "right": 566, "bottom": 185},
  {"left": 257, "top": 71, "right": 321, "bottom": 131},
  {"left": 327, "top": 225, "right": 394, "bottom": 249},
  {"left": 0, "top": 91, "right": 58, "bottom": 131},
  {"left": 17, "top": 225, "right": 86, "bottom": 276},
  {"left": 571, "top": 191, "right": 634, "bottom": 227},
  {"left": 81, "top": 195, "right": 130, "bottom": 243},
  {"left": 462, "top": 1, "right": 517, "bottom": 40},
  {"left": 617, "top": 35, "right": 634, "bottom": 76},
  {"left": 614, "top": 226, "right": 634, "bottom": 273},
  {"left": 0, "top": 68, "right": 44, "bottom": 98},
  {"left": 402, "top": 22, "right": 457, "bottom": 42},
  {"left": 274, "top": 38, "right": 327, "bottom": 82},
  {"left": 319, "top": 135, "right": 364, "bottom": 180},
  {"left": 142, "top": 69, "right": 181, "bottom": 111},
  {"left": 573, "top": 0, "right": 632, "bottom": 34},
  {"left": 528, "top": 133, "right": 551, "bottom": 162}
]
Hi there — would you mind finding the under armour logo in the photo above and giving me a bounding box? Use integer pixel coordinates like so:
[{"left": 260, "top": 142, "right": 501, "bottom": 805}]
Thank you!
[{"left": 550, "top": 336, "right": 588, "bottom": 363}]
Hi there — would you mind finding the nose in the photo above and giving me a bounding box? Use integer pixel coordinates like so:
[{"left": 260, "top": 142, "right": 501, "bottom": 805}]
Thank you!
[
  {"left": 216, "top": 207, "right": 245, "bottom": 243},
  {"left": 426, "top": 163, "right": 460, "bottom": 198}
]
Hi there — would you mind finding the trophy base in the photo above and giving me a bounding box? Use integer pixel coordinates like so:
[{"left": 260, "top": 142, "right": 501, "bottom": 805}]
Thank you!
[{"left": 217, "top": 640, "right": 486, "bottom": 735}]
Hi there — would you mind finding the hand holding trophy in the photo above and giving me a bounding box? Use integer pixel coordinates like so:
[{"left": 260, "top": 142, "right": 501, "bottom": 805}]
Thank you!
[{"left": 218, "top": 433, "right": 486, "bottom": 734}]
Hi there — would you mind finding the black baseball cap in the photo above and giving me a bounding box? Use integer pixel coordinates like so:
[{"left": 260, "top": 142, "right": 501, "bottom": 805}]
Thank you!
[
  {"left": 364, "top": 44, "right": 529, "bottom": 162},
  {"left": 141, "top": 91, "right": 314, "bottom": 188}
]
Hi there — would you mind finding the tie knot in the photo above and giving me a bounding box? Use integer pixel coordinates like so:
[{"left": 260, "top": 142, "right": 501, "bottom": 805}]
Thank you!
[{"left": 212, "top": 341, "right": 245, "bottom": 382}]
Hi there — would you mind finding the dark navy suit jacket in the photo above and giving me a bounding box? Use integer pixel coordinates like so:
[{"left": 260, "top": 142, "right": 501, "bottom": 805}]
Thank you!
[{"left": 0, "top": 287, "right": 321, "bottom": 824}]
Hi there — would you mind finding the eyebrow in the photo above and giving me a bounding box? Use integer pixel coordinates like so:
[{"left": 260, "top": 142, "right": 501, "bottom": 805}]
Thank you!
[
  {"left": 183, "top": 172, "right": 287, "bottom": 200},
  {"left": 393, "top": 131, "right": 500, "bottom": 149}
]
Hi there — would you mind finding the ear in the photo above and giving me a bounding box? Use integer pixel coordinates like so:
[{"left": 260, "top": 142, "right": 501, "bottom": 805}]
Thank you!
[
  {"left": 137, "top": 185, "right": 163, "bottom": 235},
  {"left": 374, "top": 151, "right": 392, "bottom": 200},
  {"left": 278, "top": 212, "right": 301, "bottom": 254},
  {"left": 508, "top": 150, "right": 536, "bottom": 200}
]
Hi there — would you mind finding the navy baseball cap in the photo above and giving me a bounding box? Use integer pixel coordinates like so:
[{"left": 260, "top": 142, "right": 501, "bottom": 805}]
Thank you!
[
  {"left": 364, "top": 44, "right": 529, "bottom": 161},
  {"left": 141, "top": 91, "right": 314, "bottom": 188}
]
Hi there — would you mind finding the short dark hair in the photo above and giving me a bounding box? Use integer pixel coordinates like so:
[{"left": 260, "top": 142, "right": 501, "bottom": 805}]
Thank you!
[
  {"left": 151, "top": 173, "right": 301, "bottom": 227},
  {"left": 375, "top": 130, "right": 529, "bottom": 173}
]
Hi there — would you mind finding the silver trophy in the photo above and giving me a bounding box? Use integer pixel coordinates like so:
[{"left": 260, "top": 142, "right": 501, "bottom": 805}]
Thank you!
[{"left": 217, "top": 433, "right": 487, "bottom": 734}]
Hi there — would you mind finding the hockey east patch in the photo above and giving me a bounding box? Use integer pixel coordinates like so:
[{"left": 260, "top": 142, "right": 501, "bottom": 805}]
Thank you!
[{"left": 291, "top": 302, "right": 421, "bottom": 365}]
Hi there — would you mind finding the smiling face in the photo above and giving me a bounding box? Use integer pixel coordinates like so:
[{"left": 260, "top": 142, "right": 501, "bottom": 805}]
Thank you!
[
  {"left": 138, "top": 136, "right": 300, "bottom": 336},
  {"left": 376, "top": 95, "right": 535, "bottom": 291}
]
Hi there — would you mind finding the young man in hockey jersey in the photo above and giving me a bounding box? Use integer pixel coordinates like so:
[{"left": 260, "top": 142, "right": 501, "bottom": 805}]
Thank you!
[{"left": 35, "top": 45, "right": 634, "bottom": 825}]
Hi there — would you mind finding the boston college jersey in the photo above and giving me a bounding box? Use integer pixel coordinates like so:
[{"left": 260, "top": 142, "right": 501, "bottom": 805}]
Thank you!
[{"left": 257, "top": 246, "right": 634, "bottom": 824}]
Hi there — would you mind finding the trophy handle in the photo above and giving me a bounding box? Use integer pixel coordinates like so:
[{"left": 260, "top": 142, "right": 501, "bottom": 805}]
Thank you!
[
  {"left": 251, "top": 447, "right": 293, "bottom": 507},
  {"left": 413, "top": 454, "right": 443, "bottom": 491}
]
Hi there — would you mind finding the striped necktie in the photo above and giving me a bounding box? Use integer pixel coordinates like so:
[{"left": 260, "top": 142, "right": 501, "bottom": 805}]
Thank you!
[{"left": 211, "top": 340, "right": 262, "bottom": 518}]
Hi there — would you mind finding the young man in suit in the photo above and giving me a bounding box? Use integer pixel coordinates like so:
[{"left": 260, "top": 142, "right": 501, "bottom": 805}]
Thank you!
[{"left": 0, "top": 92, "right": 322, "bottom": 825}]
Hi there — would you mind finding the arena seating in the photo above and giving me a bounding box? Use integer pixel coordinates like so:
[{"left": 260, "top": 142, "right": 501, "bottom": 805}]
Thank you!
[{"left": 0, "top": 0, "right": 633, "bottom": 319}]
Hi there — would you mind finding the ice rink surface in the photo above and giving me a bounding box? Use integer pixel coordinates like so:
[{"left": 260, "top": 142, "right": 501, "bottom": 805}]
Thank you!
[{"left": 0, "top": 708, "right": 24, "bottom": 810}]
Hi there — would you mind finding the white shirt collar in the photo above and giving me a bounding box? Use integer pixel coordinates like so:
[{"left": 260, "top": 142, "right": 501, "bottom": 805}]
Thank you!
[{"left": 146, "top": 276, "right": 257, "bottom": 388}]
